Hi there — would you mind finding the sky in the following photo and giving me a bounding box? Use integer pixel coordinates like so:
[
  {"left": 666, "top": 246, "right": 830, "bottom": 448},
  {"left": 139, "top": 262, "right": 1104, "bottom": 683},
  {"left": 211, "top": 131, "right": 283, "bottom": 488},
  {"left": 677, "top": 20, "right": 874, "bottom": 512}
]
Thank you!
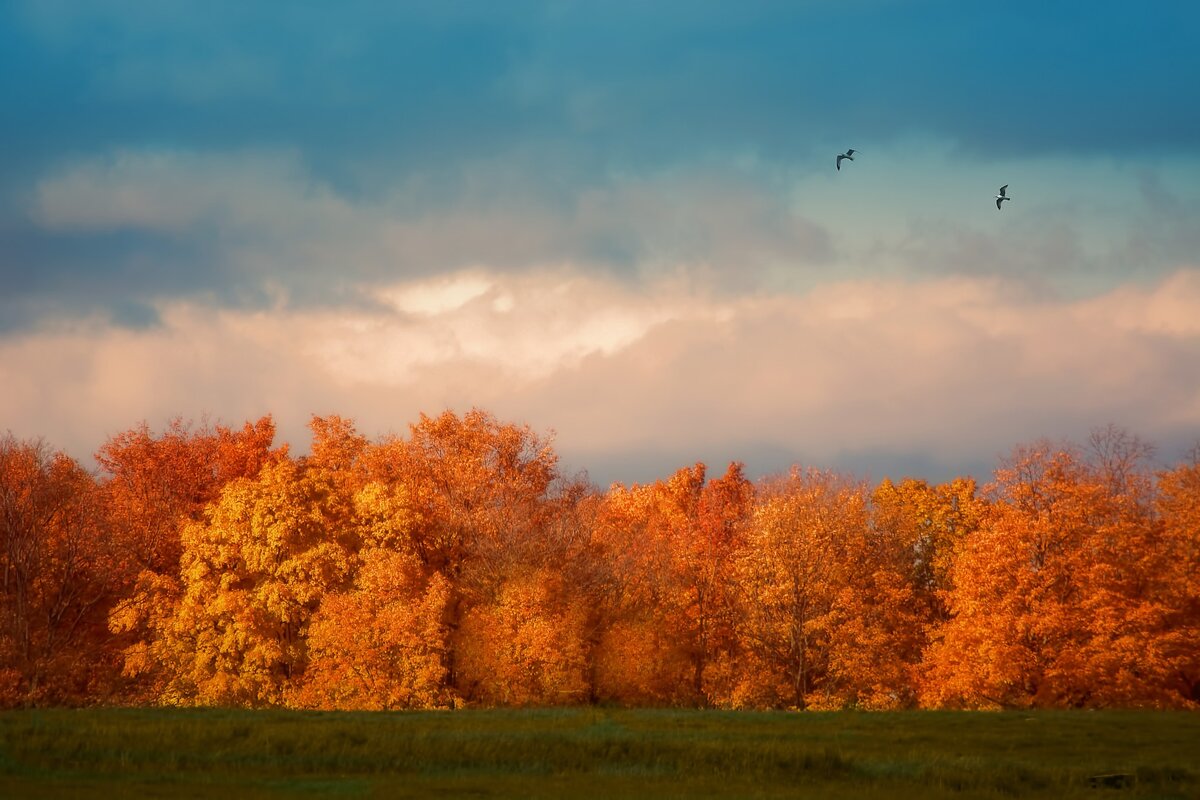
[{"left": 2, "top": 1, "right": 1199, "bottom": 487}]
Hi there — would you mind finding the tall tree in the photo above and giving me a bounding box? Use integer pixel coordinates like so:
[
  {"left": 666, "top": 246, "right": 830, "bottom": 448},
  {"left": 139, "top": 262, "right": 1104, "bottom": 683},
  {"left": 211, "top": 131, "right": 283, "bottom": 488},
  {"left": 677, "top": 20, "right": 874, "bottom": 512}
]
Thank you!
[
  {"left": 674, "top": 463, "right": 754, "bottom": 705},
  {"left": 587, "top": 463, "right": 751, "bottom": 706},
  {"left": 299, "top": 545, "right": 452, "bottom": 710},
  {"left": 587, "top": 479, "right": 685, "bottom": 705}
]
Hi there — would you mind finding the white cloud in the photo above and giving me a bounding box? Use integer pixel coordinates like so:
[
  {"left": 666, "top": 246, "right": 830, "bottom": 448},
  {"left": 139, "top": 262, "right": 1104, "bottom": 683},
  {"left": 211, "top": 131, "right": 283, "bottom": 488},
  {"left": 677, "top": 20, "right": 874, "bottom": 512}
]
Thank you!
[
  {"left": 383, "top": 273, "right": 495, "bottom": 317},
  {"left": 2, "top": 266, "right": 1198, "bottom": 485},
  {"left": 302, "top": 268, "right": 725, "bottom": 385}
]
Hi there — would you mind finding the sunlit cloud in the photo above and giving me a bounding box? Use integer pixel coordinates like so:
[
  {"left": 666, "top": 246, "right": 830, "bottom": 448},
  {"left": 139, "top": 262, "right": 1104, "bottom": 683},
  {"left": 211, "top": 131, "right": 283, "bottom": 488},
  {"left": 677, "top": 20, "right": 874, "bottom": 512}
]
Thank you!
[{"left": 2, "top": 266, "right": 1197, "bottom": 484}]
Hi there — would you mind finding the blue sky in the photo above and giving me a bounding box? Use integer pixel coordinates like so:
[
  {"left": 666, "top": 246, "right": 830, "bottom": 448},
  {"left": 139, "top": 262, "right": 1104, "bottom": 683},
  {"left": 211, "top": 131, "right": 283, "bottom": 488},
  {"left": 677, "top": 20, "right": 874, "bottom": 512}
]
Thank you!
[{"left": 2, "top": 1, "right": 1199, "bottom": 484}]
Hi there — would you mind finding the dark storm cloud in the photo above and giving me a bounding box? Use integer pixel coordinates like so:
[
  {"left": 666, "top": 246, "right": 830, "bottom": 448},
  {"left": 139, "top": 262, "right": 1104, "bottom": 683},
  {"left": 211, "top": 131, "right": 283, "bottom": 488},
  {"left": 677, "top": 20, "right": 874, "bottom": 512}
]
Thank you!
[
  {"left": 5, "top": 2, "right": 1197, "bottom": 183},
  {"left": 0, "top": 225, "right": 209, "bottom": 331}
]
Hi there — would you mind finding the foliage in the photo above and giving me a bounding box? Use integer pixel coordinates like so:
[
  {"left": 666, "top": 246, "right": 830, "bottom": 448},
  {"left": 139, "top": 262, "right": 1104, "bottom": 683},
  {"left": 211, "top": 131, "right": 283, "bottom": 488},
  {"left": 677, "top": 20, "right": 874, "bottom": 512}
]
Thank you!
[
  {"left": 298, "top": 547, "right": 452, "bottom": 710},
  {"left": 0, "top": 435, "right": 118, "bottom": 704},
  {"left": 923, "top": 438, "right": 1197, "bottom": 709},
  {"left": 163, "top": 459, "right": 355, "bottom": 706},
  {"left": 2, "top": 414, "right": 1197, "bottom": 710},
  {"left": 98, "top": 416, "right": 284, "bottom": 700}
]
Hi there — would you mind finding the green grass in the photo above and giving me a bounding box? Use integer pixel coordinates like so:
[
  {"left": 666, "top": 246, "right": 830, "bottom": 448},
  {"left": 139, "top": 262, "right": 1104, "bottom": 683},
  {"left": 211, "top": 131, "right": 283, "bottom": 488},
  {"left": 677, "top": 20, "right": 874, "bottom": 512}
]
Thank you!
[{"left": 0, "top": 708, "right": 1196, "bottom": 798}]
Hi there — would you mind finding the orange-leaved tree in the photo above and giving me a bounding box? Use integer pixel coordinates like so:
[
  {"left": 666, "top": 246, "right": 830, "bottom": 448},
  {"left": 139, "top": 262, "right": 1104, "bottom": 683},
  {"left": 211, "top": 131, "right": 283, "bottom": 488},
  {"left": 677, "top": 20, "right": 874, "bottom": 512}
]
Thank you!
[
  {"left": 357, "top": 409, "right": 568, "bottom": 703},
  {"left": 922, "top": 433, "right": 1184, "bottom": 708},
  {"left": 0, "top": 434, "right": 118, "bottom": 706},
  {"left": 299, "top": 541, "right": 452, "bottom": 710},
  {"left": 924, "top": 445, "right": 1107, "bottom": 707},
  {"left": 734, "top": 468, "right": 919, "bottom": 709},
  {"left": 295, "top": 454, "right": 454, "bottom": 710},
  {"left": 100, "top": 417, "right": 283, "bottom": 700},
  {"left": 456, "top": 567, "right": 591, "bottom": 706},
  {"left": 1154, "top": 451, "right": 1200, "bottom": 706},
  {"left": 589, "top": 463, "right": 754, "bottom": 706}
]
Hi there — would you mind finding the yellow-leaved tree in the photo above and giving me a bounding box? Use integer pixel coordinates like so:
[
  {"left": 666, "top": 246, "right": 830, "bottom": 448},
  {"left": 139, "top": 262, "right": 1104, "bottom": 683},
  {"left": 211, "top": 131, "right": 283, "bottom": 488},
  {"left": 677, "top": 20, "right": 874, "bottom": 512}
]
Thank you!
[
  {"left": 871, "top": 476, "right": 983, "bottom": 623},
  {"left": 101, "top": 416, "right": 283, "bottom": 701},
  {"left": 161, "top": 459, "right": 354, "bottom": 706},
  {"left": 358, "top": 409, "right": 569, "bottom": 703},
  {"left": 296, "top": 480, "right": 453, "bottom": 709}
]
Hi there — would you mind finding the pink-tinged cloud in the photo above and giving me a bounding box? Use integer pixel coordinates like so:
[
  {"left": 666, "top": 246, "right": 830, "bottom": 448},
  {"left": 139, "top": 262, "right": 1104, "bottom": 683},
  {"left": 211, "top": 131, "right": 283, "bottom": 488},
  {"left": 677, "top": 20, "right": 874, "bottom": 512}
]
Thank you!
[{"left": 1, "top": 267, "right": 1197, "bottom": 485}]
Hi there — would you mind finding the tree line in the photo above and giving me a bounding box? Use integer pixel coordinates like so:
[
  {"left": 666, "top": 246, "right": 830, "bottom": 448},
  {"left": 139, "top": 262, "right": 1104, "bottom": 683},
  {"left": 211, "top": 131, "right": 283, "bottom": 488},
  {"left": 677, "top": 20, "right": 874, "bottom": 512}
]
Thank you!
[{"left": 1, "top": 411, "right": 1197, "bottom": 709}]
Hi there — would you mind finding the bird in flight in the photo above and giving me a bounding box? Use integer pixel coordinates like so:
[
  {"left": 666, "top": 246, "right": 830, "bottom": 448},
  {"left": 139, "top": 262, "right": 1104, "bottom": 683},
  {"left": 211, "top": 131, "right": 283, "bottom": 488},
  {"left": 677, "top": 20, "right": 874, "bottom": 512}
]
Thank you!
[
  {"left": 995, "top": 184, "right": 1010, "bottom": 210},
  {"left": 836, "top": 149, "right": 857, "bottom": 171}
]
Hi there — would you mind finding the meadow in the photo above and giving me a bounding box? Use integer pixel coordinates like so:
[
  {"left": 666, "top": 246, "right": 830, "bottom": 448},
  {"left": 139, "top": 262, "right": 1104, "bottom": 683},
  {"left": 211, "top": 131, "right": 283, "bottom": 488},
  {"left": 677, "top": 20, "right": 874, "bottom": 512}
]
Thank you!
[{"left": 0, "top": 708, "right": 1196, "bottom": 798}]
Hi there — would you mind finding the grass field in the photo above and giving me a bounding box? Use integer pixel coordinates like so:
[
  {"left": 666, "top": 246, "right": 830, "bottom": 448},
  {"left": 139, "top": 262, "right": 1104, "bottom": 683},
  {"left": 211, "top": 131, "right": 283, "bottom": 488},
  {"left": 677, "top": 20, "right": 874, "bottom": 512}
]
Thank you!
[{"left": 0, "top": 707, "right": 1197, "bottom": 798}]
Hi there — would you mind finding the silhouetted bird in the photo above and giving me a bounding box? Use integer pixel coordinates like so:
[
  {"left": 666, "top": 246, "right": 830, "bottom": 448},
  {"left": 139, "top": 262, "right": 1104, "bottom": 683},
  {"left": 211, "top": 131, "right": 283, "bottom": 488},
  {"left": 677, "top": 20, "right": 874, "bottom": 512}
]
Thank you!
[
  {"left": 995, "top": 184, "right": 1010, "bottom": 210},
  {"left": 836, "top": 149, "right": 857, "bottom": 171}
]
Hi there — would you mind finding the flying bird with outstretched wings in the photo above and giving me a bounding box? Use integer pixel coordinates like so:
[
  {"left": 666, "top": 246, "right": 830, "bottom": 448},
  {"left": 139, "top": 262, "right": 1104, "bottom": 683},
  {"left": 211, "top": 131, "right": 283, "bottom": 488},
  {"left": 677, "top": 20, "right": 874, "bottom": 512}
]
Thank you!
[
  {"left": 995, "top": 184, "right": 1010, "bottom": 209},
  {"left": 836, "top": 149, "right": 857, "bottom": 171}
]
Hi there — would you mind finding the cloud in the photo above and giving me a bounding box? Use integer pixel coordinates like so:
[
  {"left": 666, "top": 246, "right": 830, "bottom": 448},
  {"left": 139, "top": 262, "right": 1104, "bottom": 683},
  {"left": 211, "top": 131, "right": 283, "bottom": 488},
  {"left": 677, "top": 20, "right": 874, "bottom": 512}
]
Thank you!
[
  {"left": 6, "top": 1, "right": 1197, "bottom": 199},
  {"left": 14, "top": 149, "right": 831, "bottom": 327},
  {"left": 2, "top": 266, "right": 1197, "bottom": 486},
  {"left": 32, "top": 150, "right": 366, "bottom": 237},
  {"left": 11, "top": 142, "right": 1200, "bottom": 345},
  {"left": 798, "top": 145, "right": 1200, "bottom": 291},
  {"left": 318, "top": 269, "right": 728, "bottom": 385}
]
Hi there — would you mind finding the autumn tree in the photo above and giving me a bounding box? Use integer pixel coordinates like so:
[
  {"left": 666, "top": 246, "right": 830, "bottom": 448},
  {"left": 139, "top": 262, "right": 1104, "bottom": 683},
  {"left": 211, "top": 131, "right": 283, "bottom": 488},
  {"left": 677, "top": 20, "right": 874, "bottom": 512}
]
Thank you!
[
  {"left": 160, "top": 458, "right": 354, "bottom": 706},
  {"left": 924, "top": 445, "right": 1104, "bottom": 707},
  {"left": 923, "top": 433, "right": 1190, "bottom": 708},
  {"left": 456, "top": 567, "right": 591, "bottom": 705},
  {"left": 1068, "top": 429, "right": 1191, "bottom": 707},
  {"left": 1155, "top": 451, "right": 1200, "bottom": 705},
  {"left": 299, "top": 544, "right": 452, "bottom": 710},
  {"left": 97, "top": 416, "right": 283, "bottom": 576},
  {"left": 589, "top": 464, "right": 753, "bottom": 706},
  {"left": 99, "top": 417, "right": 283, "bottom": 700},
  {"left": 356, "top": 409, "right": 576, "bottom": 703},
  {"left": 872, "top": 476, "right": 983, "bottom": 622},
  {"left": 452, "top": 473, "right": 604, "bottom": 707},
  {"left": 294, "top": 451, "right": 455, "bottom": 710},
  {"left": 0, "top": 435, "right": 117, "bottom": 705},
  {"left": 361, "top": 410, "right": 558, "bottom": 580},
  {"left": 734, "top": 469, "right": 919, "bottom": 709},
  {"left": 588, "top": 478, "right": 680, "bottom": 705}
]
